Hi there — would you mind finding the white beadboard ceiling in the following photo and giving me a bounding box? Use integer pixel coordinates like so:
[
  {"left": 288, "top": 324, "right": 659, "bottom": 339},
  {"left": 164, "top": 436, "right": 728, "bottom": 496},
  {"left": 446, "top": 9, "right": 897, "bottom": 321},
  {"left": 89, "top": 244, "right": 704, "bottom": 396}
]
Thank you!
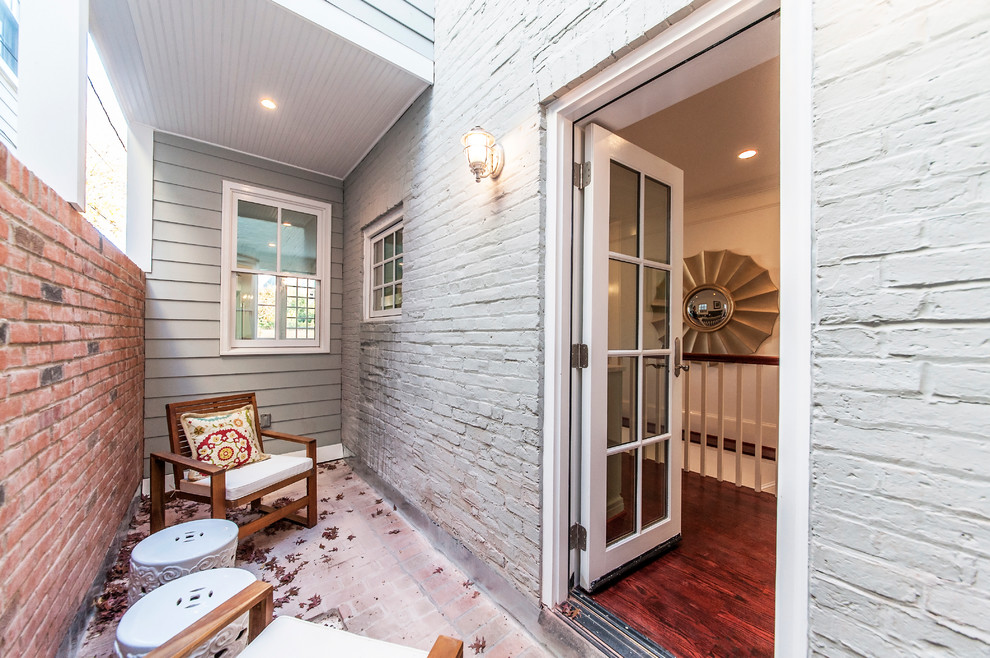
[{"left": 89, "top": 0, "right": 432, "bottom": 179}]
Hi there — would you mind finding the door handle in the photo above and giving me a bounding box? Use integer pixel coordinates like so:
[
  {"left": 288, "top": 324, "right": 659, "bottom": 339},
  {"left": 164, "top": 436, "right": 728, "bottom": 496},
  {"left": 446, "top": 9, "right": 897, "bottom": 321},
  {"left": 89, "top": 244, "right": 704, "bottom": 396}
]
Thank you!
[{"left": 674, "top": 337, "right": 689, "bottom": 377}]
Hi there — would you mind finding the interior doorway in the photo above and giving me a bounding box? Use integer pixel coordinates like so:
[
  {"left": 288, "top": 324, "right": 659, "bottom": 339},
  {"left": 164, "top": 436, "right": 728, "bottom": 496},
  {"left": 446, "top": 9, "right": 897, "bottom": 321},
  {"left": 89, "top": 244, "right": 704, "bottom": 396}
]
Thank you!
[{"left": 561, "top": 9, "right": 782, "bottom": 657}]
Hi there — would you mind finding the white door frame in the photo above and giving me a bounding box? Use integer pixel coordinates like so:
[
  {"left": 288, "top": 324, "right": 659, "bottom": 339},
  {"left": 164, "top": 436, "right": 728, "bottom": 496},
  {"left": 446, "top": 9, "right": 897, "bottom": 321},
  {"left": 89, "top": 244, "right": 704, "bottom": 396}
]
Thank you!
[{"left": 540, "top": 1, "right": 812, "bottom": 656}]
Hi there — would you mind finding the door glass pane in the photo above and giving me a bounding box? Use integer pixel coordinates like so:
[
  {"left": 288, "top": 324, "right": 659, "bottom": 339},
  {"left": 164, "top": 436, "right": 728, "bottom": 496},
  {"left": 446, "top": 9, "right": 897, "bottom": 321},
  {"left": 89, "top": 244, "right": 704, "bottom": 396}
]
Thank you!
[
  {"left": 607, "top": 356, "right": 637, "bottom": 448},
  {"left": 644, "top": 177, "right": 670, "bottom": 264},
  {"left": 642, "top": 440, "right": 669, "bottom": 529},
  {"left": 608, "top": 259, "right": 638, "bottom": 350},
  {"left": 643, "top": 357, "right": 669, "bottom": 439},
  {"left": 280, "top": 209, "right": 318, "bottom": 275},
  {"left": 236, "top": 200, "right": 278, "bottom": 271},
  {"left": 234, "top": 272, "right": 276, "bottom": 339},
  {"left": 606, "top": 448, "right": 638, "bottom": 545},
  {"left": 643, "top": 267, "right": 669, "bottom": 350},
  {"left": 609, "top": 161, "right": 639, "bottom": 257}
]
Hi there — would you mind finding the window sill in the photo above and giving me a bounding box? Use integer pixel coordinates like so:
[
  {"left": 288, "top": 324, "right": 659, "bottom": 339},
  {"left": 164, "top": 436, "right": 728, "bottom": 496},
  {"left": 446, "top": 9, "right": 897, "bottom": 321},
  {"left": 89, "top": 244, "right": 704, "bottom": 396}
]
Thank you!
[{"left": 221, "top": 345, "right": 330, "bottom": 356}]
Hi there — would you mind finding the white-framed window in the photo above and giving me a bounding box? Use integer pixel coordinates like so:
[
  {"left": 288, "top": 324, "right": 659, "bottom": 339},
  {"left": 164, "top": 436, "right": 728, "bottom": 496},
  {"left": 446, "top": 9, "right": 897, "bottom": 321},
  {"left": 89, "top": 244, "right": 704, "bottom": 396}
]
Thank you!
[
  {"left": 220, "top": 182, "right": 332, "bottom": 354},
  {"left": 363, "top": 209, "right": 403, "bottom": 319}
]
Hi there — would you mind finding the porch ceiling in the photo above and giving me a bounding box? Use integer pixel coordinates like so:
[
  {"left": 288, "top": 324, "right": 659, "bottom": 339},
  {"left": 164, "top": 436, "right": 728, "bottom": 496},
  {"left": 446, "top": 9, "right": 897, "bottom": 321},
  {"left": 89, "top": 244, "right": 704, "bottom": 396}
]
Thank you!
[{"left": 90, "top": 0, "right": 432, "bottom": 179}]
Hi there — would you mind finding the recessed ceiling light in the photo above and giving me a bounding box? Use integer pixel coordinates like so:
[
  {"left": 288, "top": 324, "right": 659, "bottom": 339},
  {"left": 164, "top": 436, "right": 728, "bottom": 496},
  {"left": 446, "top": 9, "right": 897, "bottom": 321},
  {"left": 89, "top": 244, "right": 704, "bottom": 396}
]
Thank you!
[
  {"left": 267, "top": 242, "right": 276, "bottom": 247},
  {"left": 260, "top": 98, "right": 277, "bottom": 110},
  {"left": 738, "top": 149, "right": 758, "bottom": 159}
]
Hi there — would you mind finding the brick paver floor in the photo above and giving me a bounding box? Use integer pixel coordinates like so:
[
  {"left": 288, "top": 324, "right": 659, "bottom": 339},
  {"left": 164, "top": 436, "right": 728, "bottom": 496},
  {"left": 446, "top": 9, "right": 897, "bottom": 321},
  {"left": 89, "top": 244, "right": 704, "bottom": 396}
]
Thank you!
[{"left": 79, "top": 459, "right": 549, "bottom": 657}]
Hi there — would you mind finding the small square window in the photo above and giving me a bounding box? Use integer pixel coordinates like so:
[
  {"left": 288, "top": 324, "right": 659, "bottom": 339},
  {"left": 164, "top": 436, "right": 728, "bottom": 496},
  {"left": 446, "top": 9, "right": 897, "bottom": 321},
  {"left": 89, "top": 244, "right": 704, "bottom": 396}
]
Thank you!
[{"left": 364, "top": 210, "right": 404, "bottom": 319}]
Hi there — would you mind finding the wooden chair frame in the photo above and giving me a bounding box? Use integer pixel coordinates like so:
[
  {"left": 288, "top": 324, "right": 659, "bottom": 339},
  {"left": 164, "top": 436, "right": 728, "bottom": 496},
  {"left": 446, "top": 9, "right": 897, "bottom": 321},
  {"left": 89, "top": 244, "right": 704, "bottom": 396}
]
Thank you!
[
  {"left": 146, "top": 581, "right": 464, "bottom": 658},
  {"left": 150, "top": 393, "right": 318, "bottom": 540}
]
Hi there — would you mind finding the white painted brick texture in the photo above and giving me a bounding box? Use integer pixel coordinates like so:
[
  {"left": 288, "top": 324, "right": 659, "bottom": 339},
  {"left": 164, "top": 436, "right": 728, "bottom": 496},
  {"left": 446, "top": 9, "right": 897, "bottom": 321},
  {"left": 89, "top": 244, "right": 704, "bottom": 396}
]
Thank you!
[
  {"left": 811, "top": 0, "right": 990, "bottom": 655},
  {"left": 342, "top": 0, "right": 700, "bottom": 600}
]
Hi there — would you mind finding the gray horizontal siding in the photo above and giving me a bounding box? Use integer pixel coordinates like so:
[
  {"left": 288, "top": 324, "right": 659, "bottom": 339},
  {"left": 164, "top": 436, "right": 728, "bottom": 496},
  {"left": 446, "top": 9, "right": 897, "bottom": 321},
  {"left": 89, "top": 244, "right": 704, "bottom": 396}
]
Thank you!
[
  {"left": 326, "top": 0, "right": 434, "bottom": 59},
  {"left": 144, "top": 131, "right": 344, "bottom": 474}
]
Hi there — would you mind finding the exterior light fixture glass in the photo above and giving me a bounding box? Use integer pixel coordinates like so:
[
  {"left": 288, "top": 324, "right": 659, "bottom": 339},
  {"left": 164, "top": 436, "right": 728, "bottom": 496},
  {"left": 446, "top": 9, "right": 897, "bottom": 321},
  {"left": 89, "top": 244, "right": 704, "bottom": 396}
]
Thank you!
[
  {"left": 737, "top": 149, "right": 757, "bottom": 159},
  {"left": 461, "top": 126, "right": 503, "bottom": 182},
  {"left": 260, "top": 98, "right": 277, "bottom": 110}
]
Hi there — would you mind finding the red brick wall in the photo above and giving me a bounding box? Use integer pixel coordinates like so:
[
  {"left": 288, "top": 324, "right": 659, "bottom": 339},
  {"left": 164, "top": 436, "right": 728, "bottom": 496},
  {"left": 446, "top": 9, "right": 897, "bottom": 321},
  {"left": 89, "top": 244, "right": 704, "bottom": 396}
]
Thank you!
[{"left": 0, "top": 146, "right": 145, "bottom": 656}]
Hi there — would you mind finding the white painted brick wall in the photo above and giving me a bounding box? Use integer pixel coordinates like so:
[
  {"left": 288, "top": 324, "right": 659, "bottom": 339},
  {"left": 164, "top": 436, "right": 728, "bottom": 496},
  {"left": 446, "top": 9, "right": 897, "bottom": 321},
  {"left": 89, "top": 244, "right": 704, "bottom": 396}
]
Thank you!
[
  {"left": 811, "top": 0, "right": 990, "bottom": 654},
  {"left": 342, "top": 0, "right": 698, "bottom": 601}
]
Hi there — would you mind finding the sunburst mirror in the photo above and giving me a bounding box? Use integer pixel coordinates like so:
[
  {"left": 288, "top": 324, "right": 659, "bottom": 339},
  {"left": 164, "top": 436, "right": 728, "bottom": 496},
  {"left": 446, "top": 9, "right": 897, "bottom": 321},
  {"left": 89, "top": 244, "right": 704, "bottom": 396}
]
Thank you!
[{"left": 682, "top": 250, "right": 779, "bottom": 354}]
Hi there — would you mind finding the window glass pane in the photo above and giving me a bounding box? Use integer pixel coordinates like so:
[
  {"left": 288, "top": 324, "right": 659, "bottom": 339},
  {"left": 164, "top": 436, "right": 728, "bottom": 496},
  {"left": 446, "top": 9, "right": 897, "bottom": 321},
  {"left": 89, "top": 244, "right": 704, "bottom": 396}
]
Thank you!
[
  {"left": 608, "top": 259, "right": 638, "bottom": 351},
  {"left": 384, "top": 233, "right": 394, "bottom": 259},
  {"left": 374, "top": 265, "right": 383, "bottom": 286},
  {"left": 373, "top": 288, "right": 383, "bottom": 311},
  {"left": 642, "top": 440, "right": 669, "bottom": 529},
  {"left": 237, "top": 200, "right": 278, "bottom": 271},
  {"left": 606, "top": 448, "right": 638, "bottom": 546},
  {"left": 643, "top": 357, "right": 669, "bottom": 439},
  {"left": 396, "top": 257, "right": 403, "bottom": 281},
  {"left": 280, "top": 209, "right": 318, "bottom": 275},
  {"left": 607, "top": 356, "right": 637, "bottom": 448},
  {"left": 384, "top": 260, "right": 394, "bottom": 284},
  {"left": 234, "top": 272, "right": 276, "bottom": 339},
  {"left": 374, "top": 239, "right": 384, "bottom": 264},
  {"left": 643, "top": 267, "right": 669, "bottom": 350},
  {"left": 609, "top": 161, "right": 639, "bottom": 257},
  {"left": 394, "top": 228, "right": 403, "bottom": 255},
  {"left": 383, "top": 285, "right": 394, "bottom": 310},
  {"left": 643, "top": 177, "right": 670, "bottom": 264},
  {"left": 279, "top": 277, "right": 317, "bottom": 340},
  {"left": 395, "top": 283, "right": 402, "bottom": 309},
  {"left": 0, "top": 0, "right": 18, "bottom": 75}
]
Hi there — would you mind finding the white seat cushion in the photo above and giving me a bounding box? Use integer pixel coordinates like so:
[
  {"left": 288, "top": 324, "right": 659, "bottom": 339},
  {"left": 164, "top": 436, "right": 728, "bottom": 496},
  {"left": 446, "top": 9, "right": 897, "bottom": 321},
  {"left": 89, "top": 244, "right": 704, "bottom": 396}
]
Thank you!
[
  {"left": 239, "top": 616, "right": 428, "bottom": 658},
  {"left": 178, "top": 454, "right": 313, "bottom": 500}
]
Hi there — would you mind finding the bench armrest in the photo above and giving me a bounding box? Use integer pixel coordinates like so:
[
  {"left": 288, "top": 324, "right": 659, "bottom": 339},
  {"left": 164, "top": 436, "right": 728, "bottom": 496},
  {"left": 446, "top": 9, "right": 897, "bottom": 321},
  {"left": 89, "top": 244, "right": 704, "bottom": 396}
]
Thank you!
[
  {"left": 428, "top": 636, "right": 465, "bottom": 658},
  {"left": 146, "top": 581, "right": 274, "bottom": 658},
  {"left": 150, "top": 451, "right": 224, "bottom": 476},
  {"left": 260, "top": 430, "right": 316, "bottom": 445}
]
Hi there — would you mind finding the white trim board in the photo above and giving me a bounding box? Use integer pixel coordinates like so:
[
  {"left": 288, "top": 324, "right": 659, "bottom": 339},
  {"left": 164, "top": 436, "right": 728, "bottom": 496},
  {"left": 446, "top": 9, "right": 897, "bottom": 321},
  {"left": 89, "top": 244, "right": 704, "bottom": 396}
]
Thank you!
[
  {"left": 141, "top": 443, "right": 348, "bottom": 496},
  {"left": 541, "top": 1, "right": 811, "bottom": 656}
]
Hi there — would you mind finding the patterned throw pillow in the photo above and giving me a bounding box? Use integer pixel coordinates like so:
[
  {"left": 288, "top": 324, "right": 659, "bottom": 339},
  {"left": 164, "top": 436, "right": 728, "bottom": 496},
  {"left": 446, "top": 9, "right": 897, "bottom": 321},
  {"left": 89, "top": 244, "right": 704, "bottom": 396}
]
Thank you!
[{"left": 179, "top": 404, "right": 269, "bottom": 480}]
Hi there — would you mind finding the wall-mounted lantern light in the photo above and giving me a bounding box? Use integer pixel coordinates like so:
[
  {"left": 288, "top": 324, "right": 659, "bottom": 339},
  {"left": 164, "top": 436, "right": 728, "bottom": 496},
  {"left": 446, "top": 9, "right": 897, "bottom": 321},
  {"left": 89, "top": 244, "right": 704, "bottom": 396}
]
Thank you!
[{"left": 461, "top": 126, "right": 503, "bottom": 182}]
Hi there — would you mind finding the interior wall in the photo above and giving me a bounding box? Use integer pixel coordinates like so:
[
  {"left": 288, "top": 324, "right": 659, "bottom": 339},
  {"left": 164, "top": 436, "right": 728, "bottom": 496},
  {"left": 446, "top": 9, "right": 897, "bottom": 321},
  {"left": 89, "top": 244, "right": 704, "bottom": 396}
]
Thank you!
[{"left": 683, "top": 186, "right": 780, "bottom": 457}]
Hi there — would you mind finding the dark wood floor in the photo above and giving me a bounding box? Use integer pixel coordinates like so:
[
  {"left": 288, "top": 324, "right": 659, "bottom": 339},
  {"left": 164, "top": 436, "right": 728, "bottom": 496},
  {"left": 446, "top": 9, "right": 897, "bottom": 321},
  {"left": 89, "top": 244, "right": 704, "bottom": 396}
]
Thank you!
[{"left": 590, "top": 471, "right": 777, "bottom": 658}]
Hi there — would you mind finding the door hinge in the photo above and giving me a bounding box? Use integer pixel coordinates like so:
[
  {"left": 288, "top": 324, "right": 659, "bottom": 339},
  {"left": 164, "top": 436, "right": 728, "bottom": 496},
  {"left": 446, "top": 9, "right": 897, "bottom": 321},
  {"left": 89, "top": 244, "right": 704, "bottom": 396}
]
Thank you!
[
  {"left": 572, "top": 161, "right": 591, "bottom": 189},
  {"left": 571, "top": 343, "right": 589, "bottom": 369},
  {"left": 569, "top": 523, "right": 587, "bottom": 551}
]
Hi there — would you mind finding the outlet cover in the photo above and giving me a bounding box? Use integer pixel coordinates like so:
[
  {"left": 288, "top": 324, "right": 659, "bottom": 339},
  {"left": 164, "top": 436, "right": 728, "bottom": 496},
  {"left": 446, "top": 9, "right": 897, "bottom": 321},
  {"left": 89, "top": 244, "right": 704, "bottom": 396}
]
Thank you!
[{"left": 259, "top": 413, "right": 272, "bottom": 428}]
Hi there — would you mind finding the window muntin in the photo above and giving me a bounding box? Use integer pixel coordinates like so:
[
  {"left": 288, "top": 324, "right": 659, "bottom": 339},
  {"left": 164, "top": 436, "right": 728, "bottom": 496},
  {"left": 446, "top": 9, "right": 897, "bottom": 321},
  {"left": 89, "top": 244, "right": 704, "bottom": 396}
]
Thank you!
[
  {"left": 364, "top": 212, "right": 403, "bottom": 319},
  {"left": 221, "top": 183, "right": 331, "bottom": 354}
]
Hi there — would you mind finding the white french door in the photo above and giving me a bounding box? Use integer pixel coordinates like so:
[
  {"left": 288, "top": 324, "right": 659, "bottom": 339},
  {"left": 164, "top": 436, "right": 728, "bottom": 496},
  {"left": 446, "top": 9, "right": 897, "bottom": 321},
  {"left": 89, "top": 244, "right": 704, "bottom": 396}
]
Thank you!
[{"left": 578, "top": 124, "right": 684, "bottom": 590}]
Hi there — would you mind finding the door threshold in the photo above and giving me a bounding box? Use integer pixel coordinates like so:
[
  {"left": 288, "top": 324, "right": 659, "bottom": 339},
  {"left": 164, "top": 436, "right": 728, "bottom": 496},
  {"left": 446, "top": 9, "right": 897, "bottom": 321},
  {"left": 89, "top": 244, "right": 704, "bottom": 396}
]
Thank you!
[{"left": 557, "top": 590, "right": 676, "bottom": 658}]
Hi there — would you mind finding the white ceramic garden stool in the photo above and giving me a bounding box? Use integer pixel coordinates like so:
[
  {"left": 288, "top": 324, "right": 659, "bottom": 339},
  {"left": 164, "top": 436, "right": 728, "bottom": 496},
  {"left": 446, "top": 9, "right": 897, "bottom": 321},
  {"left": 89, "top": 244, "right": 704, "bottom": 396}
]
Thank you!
[
  {"left": 114, "top": 567, "right": 255, "bottom": 658},
  {"left": 128, "top": 518, "right": 239, "bottom": 603}
]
